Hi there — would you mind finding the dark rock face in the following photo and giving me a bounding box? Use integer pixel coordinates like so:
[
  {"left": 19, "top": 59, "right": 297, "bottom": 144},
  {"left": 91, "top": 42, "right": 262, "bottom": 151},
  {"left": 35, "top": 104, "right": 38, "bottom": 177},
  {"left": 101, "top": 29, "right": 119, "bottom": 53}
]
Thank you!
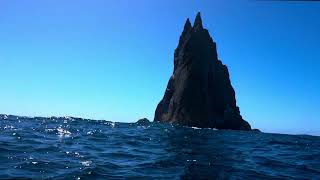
[{"left": 154, "top": 12, "right": 251, "bottom": 130}]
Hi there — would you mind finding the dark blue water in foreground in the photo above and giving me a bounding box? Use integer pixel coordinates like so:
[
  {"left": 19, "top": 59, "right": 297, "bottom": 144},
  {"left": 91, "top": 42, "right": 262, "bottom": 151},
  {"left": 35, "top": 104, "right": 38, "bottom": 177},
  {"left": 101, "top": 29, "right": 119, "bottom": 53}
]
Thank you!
[{"left": 0, "top": 115, "right": 319, "bottom": 179}]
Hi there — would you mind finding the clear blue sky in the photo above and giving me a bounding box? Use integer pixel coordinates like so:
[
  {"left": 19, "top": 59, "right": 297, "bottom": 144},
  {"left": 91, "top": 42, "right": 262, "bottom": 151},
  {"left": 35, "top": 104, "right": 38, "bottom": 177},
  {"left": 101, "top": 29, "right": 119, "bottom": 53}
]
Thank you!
[{"left": 0, "top": 0, "right": 319, "bottom": 135}]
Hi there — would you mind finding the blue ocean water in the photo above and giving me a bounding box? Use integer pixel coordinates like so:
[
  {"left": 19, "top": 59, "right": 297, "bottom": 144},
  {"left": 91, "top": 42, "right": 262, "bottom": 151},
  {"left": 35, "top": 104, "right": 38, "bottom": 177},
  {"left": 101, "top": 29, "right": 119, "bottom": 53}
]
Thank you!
[{"left": 0, "top": 115, "right": 319, "bottom": 179}]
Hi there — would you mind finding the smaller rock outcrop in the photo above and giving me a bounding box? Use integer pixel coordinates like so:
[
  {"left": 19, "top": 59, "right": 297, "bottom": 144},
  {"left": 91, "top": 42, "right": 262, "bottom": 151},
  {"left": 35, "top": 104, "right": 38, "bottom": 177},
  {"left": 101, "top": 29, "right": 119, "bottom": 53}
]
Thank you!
[{"left": 136, "top": 118, "right": 151, "bottom": 126}]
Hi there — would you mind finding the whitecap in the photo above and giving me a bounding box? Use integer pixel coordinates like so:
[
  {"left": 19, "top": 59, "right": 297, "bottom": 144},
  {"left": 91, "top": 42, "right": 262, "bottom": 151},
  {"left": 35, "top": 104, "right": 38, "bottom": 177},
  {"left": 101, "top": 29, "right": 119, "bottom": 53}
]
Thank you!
[
  {"left": 81, "top": 160, "right": 92, "bottom": 167},
  {"left": 110, "top": 122, "right": 115, "bottom": 128},
  {"left": 4, "top": 125, "right": 15, "bottom": 130},
  {"left": 45, "top": 128, "right": 55, "bottom": 132},
  {"left": 57, "top": 127, "right": 71, "bottom": 138}
]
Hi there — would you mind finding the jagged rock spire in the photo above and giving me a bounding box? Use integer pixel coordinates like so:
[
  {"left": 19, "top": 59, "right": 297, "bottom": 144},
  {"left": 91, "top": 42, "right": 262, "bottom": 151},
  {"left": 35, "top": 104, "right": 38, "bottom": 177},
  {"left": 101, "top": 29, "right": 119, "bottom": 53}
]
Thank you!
[
  {"left": 154, "top": 12, "right": 252, "bottom": 131},
  {"left": 175, "top": 18, "right": 192, "bottom": 72},
  {"left": 193, "top": 12, "right": 203, "bottom": 29},
  {"left": 183, "top": 18, "right": 192, "bottom": 32},
  {"left": 177, "top": 18, "right": 192, "bottom": 50}
]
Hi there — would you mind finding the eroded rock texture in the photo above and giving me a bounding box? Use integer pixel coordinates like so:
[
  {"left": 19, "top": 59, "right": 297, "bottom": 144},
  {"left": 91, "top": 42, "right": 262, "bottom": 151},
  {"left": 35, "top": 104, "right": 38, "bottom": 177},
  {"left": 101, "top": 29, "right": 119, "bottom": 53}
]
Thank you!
[{"left": 154, "top": 12, "right": 251, "bottom": 130}]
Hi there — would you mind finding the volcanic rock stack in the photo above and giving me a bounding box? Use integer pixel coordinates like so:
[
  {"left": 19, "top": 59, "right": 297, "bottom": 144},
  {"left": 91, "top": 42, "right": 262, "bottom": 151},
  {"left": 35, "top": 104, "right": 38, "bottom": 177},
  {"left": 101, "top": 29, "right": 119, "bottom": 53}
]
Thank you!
[{"left": 154, "top": 12, "right": 251, "bottom": 130}]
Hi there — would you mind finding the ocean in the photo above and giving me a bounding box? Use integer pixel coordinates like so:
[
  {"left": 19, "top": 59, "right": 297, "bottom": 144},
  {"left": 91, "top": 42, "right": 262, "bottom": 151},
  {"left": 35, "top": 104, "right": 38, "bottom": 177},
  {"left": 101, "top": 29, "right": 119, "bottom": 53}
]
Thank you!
[{"left": 0, "top": 115, "right": 319, "bottom": 179}]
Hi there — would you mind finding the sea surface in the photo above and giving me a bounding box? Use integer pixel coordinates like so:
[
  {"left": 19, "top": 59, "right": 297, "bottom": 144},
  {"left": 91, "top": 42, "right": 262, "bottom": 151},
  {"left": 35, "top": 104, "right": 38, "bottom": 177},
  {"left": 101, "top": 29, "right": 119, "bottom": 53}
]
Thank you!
[{"left": 0, "top": 115, "right": 319, "bottom": 179}]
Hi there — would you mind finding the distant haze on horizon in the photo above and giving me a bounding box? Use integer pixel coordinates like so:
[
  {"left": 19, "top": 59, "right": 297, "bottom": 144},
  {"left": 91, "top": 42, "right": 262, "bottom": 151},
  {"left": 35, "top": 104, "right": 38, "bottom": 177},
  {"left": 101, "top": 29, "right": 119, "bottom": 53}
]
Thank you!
[{"left": 0, "top": 0, "right": 319, "bottom": 135}]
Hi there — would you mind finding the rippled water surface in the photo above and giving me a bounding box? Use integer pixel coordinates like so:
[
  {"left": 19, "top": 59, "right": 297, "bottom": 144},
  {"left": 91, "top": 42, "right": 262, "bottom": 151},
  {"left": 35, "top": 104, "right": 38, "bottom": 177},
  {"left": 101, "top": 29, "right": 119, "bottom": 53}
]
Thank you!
[{"left": 0, "top": 115, "right": 320, "bottom": 179}]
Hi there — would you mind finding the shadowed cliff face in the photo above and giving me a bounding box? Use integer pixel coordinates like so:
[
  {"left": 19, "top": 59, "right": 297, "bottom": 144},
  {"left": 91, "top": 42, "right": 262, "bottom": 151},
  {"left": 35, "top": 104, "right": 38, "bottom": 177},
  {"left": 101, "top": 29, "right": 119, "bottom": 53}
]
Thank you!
[{"left": 154, "top": 12, "right": 251, "bottom": 130}]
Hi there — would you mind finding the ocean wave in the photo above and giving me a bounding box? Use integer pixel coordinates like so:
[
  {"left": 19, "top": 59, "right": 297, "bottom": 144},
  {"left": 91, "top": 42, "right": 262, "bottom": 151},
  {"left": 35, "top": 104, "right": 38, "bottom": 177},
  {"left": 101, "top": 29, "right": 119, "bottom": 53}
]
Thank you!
[{"left": 0, "top": 116, "right": 319, "bottom": 179}]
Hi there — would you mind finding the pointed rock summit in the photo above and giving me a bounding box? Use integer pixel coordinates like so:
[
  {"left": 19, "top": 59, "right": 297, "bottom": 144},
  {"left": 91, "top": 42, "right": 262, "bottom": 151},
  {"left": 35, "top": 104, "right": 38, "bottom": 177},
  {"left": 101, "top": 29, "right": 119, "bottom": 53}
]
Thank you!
[
  {"left": 154, "top": 12, "right": 251, "bottom": 130},
  {"left": 184, "top": 18, "right": 192, "bottom": 31},
  {"left": 193, "top": 12, "right": 203, "bottom": 30}
]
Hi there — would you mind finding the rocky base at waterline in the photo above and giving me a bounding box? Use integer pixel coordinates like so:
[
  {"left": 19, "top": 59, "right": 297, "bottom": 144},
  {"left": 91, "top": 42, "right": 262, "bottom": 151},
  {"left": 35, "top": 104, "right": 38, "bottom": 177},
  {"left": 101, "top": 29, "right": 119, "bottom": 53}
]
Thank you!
[
  {"left": 252, "top": 129, "right": 261, "bottom": 133},
  {"left": 154, "top": 12, "right": 251, "bottom": 131}
]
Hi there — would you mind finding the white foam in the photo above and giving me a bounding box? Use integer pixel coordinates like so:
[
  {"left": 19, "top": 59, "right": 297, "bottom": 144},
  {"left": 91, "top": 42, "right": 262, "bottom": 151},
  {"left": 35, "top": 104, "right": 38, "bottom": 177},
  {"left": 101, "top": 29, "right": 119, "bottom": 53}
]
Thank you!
[
  {"left": 57, "top": 127, "right": 71, "bottom": 137},
  {"left": 81, "top": 161, "right": 92, "bottom": 167}
]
